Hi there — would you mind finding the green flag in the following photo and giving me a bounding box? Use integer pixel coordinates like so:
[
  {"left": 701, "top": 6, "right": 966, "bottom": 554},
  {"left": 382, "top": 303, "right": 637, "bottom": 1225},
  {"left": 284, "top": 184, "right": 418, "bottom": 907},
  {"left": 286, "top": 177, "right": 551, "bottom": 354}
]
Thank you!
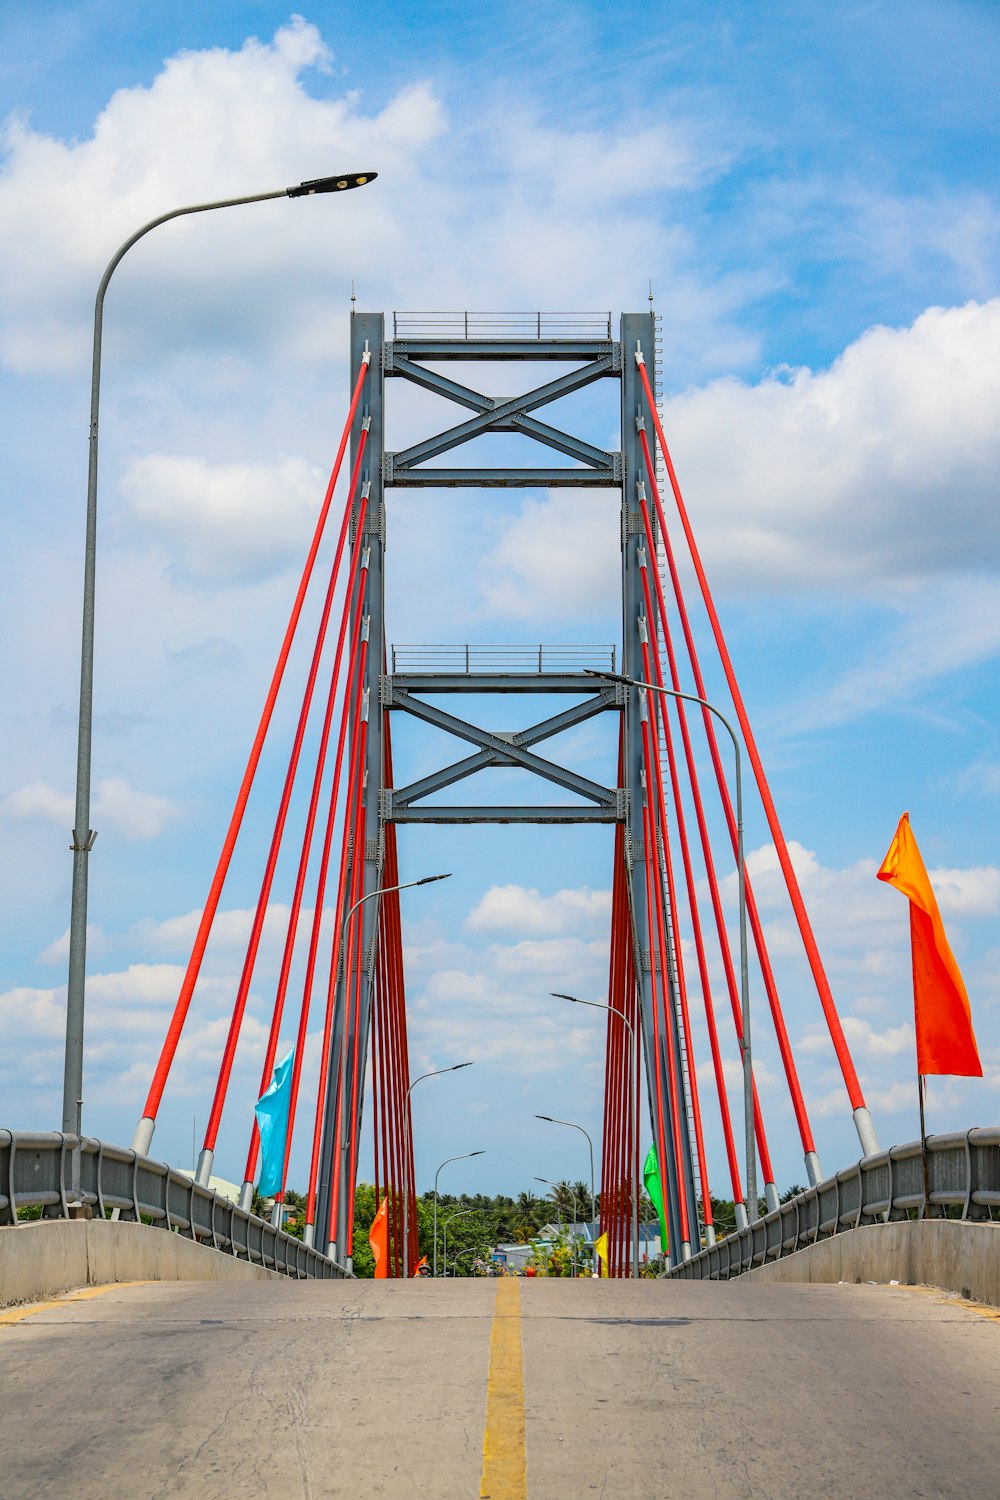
[{"left": 643, "top": 1143, "right": 667, "bottom": 1246}]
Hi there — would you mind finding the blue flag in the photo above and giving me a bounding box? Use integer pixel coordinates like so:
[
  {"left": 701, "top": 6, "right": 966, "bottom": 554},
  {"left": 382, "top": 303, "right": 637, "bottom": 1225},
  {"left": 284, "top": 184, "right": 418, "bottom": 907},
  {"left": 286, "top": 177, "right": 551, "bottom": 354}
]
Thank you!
[{"left": 254, "top": 1048, "right": 294, "bottom": 1197}]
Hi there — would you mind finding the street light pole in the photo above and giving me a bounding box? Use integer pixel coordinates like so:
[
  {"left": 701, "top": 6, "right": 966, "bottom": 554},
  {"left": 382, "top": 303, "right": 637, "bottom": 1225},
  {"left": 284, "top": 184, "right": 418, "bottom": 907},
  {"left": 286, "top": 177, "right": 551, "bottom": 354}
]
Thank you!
[
  {"left": 451, "top": 1245, "right": 488, "bottom": 1278},
  {"left": 433, "top": 1150, "right": 484, "bottom": 1277},
  {"left": 551, "top": 992, "right": 641, "bottom": 1276},
  {"left": 585, "top": 667, "right": 757, "bottom": 1225},
  {"left": 442, "top": 1204, "right": 481, "bottom": 1277},
  {"left": 63, "top": 172, "right": 377, "bottom": 1196},
  {"left": 535, "top": 1114, "right": 596, "bottom": 1224},
  {"left": 323, "top": 872, "right": 450, "bottom": 1259},
  {"left": 401, "top": 1062, "right": 473, "bottom": 1277}
]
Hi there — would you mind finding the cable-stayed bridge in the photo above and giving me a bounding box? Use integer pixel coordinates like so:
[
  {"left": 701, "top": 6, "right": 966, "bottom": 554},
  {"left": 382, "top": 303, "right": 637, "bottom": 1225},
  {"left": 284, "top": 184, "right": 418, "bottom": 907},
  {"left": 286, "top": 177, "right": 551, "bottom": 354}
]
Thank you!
[{"left": 2, "top": 310, "right": 998, "bottom": 1498}]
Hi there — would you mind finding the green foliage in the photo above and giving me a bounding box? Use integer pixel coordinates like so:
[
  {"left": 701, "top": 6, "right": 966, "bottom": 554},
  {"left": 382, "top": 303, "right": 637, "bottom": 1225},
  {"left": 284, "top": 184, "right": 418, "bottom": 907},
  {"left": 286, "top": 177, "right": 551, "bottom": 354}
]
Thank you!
[
  {"left": 351, "top": 1182, "right": 379, "bottom": 1278},
  {"left": 528, "top": 1222, "right": 589, "bottom": 1277},
  {"left": 16, "top": 1203, "right": 44, "bottom": 1222}
]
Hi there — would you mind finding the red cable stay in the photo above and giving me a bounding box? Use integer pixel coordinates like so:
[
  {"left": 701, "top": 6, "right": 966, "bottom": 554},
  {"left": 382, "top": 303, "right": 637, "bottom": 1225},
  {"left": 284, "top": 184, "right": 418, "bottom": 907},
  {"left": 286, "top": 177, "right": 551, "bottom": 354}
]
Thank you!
[
  {"left": 127, "top": 310, "right": 878, "bottom": 1283},
  {"left": 634, "top": 349, "right": 878, "bottom": 1163},
  {"left": 133, "top": 354, "right": 371, "bottom": 1156}
]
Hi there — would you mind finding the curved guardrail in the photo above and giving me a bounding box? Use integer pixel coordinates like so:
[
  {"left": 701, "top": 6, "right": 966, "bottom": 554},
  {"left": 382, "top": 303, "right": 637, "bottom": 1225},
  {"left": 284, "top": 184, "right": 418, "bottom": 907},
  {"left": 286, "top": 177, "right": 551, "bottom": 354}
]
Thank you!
[
  {"left": 0, "top": 1131, "right": 349, "bottom": 1280},
  {"left": 669, "top": 1128, "right": 1000, "bottom": 1279}
]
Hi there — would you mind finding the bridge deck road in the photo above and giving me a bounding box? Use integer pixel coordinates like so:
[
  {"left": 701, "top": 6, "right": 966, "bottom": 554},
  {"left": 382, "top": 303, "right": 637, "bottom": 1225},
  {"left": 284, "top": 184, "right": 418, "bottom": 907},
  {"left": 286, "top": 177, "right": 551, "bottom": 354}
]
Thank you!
[{"left": 2, "top": 1274, "right": 999, "bottom": 1497}]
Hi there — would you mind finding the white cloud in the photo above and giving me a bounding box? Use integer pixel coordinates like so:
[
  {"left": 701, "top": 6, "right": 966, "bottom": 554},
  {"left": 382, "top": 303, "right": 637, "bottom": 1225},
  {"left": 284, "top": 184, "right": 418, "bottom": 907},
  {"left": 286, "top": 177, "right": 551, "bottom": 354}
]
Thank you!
[
  {"left": 39, "top": 924, "right": 104, "bottom": 966},
  {"left": 780, "top": 576, "right": 1000, "bottom": 732},
  {"left": 480, "top": 490, "right": 621, "bottom": 623},
  {"left": 119, "top": 453, "right": 328, "bottom": 585},
  {"left": 923, "top": 865, "right": 1000, "bottom": 919},
  {"left": 800, "top": 1016, "right": 915, "bottom": 1061},
  {"left": 0, "top": 779, "right": 73, "bottom": 826},
  {"left": 0, "top": 776, "right": 179, "bottom": 840},
  {"left": 0, "top": 20, "right": 447, "bottom": 373},
  {"left": 662, "top": 298, "right": 1000, "bottom": 593},
  {"left": 465, "top": 883, "right": 611, "bottom": 936}
]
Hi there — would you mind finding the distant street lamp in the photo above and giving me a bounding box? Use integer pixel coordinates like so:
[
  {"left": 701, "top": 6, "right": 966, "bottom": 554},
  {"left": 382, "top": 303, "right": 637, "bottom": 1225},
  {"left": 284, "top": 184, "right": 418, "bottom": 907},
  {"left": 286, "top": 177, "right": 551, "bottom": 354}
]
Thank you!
[
  {"left": 552, "top": 992, "right": 640, "bottom": 1276},
  {"left": 584, "top": 666, "right": 757, "bottom": 1224},
  {"left": 451, "top": 1245, "right": 489, "bottom": 1278},
  {"left": 401, "top": 1062, "right": 474, "bottom": 1278},
  {"left": 535, "top": 1114, "right": 596, "bottom": 1223},
  {"left": 433, "top": 1150, "right": 485, "bottom": 1277},
  {"left": 442, "top": 1205, "right": 482, "bottom": 1278},
  {"left": 63, "top": 171, "right": 377, "bottom": 1200}
]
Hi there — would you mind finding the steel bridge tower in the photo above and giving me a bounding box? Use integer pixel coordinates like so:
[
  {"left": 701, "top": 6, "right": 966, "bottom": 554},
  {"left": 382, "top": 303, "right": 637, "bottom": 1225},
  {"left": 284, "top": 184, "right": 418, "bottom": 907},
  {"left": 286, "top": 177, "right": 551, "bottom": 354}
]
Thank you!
[{"left": 316, "top": 311, "right": 701, "bottom": 1262}]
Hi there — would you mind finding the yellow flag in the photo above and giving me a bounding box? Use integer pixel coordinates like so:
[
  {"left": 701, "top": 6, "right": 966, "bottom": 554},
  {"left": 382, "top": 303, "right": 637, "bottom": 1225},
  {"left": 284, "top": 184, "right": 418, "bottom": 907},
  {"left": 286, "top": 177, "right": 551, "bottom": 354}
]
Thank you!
[{"left": 594, "top": 1231, "right": 610, "bottom": 1278}]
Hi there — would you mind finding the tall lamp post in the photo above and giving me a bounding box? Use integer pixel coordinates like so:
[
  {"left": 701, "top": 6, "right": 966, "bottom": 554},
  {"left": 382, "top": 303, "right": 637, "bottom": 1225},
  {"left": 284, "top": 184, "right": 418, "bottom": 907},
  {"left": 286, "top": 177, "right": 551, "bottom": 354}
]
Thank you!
[
  {"left": 552, "top": 992, "right": 640, "bottom": 1276},
  {"left": 584, "top": 666, "right": 757, "bottom": 1225},
  {"left": 402, "top": 1062, "right": 474, "bottom": 1277},
  {"left": 63, "top": 171, "right": 377, "bottom": 1199},
  {"left": 535, "top": 1114, "right": 596, "bottom": 1224},
  {"left": 433, "top": 1150, "right": 484, "bottom": 1276}
]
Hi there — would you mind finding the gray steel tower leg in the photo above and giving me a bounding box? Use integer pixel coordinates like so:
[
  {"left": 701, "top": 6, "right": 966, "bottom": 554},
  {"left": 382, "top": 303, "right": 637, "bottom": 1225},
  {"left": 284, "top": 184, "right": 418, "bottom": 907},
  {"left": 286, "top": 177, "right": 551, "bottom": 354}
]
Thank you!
[
  {"left": 315, "top": 313, "right": 387, "bottom": 1261},
  {"left": 620, "top": 313, "right": 699, "bottom": 1264}
]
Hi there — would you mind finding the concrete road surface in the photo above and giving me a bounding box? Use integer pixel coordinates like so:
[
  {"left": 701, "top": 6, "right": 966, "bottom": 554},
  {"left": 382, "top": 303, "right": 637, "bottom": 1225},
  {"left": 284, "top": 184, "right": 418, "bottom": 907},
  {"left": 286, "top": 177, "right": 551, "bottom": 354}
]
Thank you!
[{"left": 2, "top": 1275, "right": 998, "bottom": 1497}]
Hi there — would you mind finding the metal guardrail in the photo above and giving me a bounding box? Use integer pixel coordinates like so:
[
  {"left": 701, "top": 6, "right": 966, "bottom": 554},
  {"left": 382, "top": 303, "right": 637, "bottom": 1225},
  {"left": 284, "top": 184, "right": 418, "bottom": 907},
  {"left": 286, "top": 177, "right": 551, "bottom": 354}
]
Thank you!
[
  {"left": 390, "top": 643, "right": 617, "bottom": 674},
  {"left": 0, "top": 1132, "right": 349, "bottom": 1280},
  {"left": 392, "top": 310, "right": 613, "bottom": 338},
  {"left": 669, "top": 1129, "right": 1000, "bottom": 1279}
]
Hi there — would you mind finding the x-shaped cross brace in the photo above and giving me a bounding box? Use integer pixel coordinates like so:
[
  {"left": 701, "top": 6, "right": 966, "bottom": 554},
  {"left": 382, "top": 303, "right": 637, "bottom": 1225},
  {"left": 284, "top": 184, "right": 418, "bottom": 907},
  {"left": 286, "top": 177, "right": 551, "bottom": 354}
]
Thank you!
[
  {"left": 385, "top": 687, "right": 620, "bottom": 815},
  {"left": 385, "top": 356, "right": 621, "bottom": 484}
]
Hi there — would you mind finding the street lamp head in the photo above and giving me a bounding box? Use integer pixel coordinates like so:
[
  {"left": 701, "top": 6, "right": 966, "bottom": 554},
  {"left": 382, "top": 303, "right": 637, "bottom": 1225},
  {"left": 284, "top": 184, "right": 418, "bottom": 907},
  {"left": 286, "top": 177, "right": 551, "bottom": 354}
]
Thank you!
[
  {"left": 450, "top": 1062, "right": 473, "bottom": 1072},
  {"left": 551, "top": 991, "right": 580, "bottom": 1004},
  {"left": 583, "top": 667, "right": 630, "bottom": 685},
  {"left": 416, "top": 872, "right": 452, "bottom": 885},
  {"left": 535, "top": 1114, "right": 554, "bottom": 1122},
  {"left": 287, "top": 172, "right": 377, "bottom": 198}
]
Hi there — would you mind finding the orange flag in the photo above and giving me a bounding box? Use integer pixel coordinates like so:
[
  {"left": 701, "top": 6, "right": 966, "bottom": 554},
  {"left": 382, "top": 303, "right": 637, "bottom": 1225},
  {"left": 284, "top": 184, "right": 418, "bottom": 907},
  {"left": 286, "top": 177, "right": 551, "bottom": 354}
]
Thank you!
[
  {"left": 369, "top": 1196, "right": 390, "bottom": 1278},
  {"left": 877, "top": 812, "right": 981, "bottom": 1077}
]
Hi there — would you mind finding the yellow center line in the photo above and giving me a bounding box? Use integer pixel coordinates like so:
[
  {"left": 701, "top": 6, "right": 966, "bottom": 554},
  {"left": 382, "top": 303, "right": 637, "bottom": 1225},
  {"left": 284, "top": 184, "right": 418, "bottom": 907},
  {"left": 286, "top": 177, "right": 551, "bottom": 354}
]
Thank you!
[
  {"left": 479, "top": 1277, "right": 527, "bottom": 1500},
  {"left": 0, "top": 1281, "right": 151, "bottom": 1328}
]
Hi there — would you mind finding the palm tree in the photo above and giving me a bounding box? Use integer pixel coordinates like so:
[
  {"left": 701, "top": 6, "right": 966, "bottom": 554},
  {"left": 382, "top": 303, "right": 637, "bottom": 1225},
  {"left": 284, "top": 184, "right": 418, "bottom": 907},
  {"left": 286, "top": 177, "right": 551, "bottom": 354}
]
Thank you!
[
  {"left": 572, "top": 1180, "right": 593, "bottom": 1221},
  {"left": 548, "top": 1180, "right": 577, "bottom": 1221},
  {"left": 513, "top": 1190, "right": 541, "bottom": 1242}
]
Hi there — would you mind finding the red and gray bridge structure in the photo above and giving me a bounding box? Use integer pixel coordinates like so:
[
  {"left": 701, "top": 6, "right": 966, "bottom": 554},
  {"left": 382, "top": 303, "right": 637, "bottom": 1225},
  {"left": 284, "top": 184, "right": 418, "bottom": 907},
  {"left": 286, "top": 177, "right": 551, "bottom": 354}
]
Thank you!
[{"left": 119, "top": 310, "right": 882, "bottom": 1273}]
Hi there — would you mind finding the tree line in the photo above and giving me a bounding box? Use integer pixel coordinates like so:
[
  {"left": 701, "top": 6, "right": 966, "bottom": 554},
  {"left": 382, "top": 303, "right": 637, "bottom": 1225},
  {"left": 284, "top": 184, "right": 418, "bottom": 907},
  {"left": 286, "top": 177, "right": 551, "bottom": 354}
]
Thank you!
[{"left": 272, "top": 1180, "right": 809, "bottom": 1276}]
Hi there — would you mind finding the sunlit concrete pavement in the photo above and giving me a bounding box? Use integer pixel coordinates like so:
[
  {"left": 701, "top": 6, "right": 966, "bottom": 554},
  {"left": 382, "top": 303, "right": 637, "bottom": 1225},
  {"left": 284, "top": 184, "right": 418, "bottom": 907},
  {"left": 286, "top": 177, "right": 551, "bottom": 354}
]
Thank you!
[{"left": 2, "top": 1275, "right": 998, "bottom": 1497}]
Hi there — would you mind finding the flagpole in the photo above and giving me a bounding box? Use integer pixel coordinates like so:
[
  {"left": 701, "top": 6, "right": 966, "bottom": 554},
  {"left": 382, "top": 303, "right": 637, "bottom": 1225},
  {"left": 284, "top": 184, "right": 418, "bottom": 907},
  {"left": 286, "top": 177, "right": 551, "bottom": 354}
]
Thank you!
[{"left": 918, "top": 1072, "right": 931, "bottom": 1217}]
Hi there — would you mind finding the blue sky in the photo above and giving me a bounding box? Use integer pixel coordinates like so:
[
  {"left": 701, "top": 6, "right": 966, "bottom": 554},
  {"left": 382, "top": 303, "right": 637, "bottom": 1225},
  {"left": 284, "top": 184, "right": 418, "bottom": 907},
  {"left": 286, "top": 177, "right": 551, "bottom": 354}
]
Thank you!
[{"left": 1, "top": 2, "right": 999, "bottom": 1206}]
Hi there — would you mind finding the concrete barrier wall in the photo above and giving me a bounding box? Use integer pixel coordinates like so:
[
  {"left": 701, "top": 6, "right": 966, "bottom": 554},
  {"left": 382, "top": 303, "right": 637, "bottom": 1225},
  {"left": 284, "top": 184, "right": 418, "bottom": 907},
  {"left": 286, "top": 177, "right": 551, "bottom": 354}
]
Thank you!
[
  {"left": 749, "top": 1220, "right": 1000, "bottom": 1306},
  {"left": 0, "top": 1220, "right": 281, "bottom": 1307}
]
